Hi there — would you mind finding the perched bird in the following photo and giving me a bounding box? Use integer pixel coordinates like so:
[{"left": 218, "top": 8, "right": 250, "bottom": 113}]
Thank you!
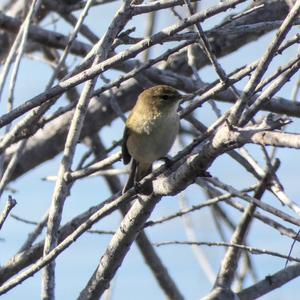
[{"left": 122, "top": 85, "right": 184, "bottom": 194}]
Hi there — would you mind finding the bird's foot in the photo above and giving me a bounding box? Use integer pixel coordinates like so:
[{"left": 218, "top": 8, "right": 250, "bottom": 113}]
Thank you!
[
  {"left": 134, "top": 181, "right": 153, "bottom": 195},
  {"left": 199, "top": 169, "right": 212, "bottom": 177}
]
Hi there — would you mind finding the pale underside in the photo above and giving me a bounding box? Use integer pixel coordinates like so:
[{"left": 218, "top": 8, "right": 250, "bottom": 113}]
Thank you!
[{"left": 126, "top": 107, "right": 180, "bottom": 165}]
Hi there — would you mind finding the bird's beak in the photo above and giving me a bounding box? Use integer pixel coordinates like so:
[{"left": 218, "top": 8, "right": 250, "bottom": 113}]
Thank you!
[{"left": 180, "top": 93, "right": 194, "bottom": 101}]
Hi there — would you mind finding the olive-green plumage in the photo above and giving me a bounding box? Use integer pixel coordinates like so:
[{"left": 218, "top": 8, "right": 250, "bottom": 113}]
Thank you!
[{"left": 122, "top": 85, "right": 182, "bottom": 194}]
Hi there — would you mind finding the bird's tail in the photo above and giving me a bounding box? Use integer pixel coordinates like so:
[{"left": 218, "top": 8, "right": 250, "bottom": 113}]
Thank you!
[
  {"left": 136, "top": 162, "right": 153, "bottom": 194},
  {"left": 122, "top": 160, "right": 152, "bottom": 194}
]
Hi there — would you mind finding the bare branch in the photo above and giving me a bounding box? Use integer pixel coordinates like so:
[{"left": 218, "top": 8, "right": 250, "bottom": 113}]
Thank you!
[
  {"left": 238, "top": 264, "right": 300, "bottom": 299},
  {"left": 0, "top": 195, "right": 17, "bottom": 231}
]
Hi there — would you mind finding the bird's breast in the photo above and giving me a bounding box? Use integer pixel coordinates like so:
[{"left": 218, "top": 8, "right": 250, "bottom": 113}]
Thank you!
[{"left": 126, "top": 112, "right": 179, "bottom": 164}]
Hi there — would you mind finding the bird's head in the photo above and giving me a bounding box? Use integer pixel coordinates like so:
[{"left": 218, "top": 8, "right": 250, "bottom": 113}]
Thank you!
[{"left": 140, "top": 85, "right": 182, "bottom": 112}]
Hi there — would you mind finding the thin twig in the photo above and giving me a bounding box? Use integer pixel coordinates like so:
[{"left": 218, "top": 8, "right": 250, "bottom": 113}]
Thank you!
[
  {"left": 0, "top": 195, "right": 17, "bottom": 231},
  {"left": 154, "top": 241, "right": 300, "bottom": 264},
  {"left": 230, "top": 0, "right": 300, "bottom": 125}
]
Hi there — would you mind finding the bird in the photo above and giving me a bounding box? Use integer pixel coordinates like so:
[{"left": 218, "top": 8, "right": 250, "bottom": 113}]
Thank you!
[{"left": 122, "top": 85, "right": 184, "bottom": 194}]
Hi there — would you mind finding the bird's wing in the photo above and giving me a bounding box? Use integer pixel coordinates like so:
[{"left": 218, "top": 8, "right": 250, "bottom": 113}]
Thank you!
[{"left": 122, "top": 126, "right": 131, "bottom": 164}]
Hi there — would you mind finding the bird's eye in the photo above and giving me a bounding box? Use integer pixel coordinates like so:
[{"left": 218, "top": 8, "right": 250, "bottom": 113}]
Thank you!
[{"left": 162, "top": 94, "right": 169, "bottom": 100}]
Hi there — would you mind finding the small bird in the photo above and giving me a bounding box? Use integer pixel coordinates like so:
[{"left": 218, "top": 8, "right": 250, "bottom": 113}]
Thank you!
[{"left": 122, "top": 85, "right": 184, "bottom": 194}]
